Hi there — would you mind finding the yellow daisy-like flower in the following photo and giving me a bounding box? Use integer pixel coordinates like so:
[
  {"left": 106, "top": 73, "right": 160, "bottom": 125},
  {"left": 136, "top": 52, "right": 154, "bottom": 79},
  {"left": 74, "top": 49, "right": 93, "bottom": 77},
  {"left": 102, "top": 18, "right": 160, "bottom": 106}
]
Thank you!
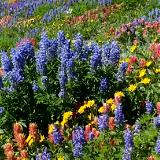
[
  {"left": 130, "top": 45, "right": 137, "bottom": 53},
  {"left": 128, "top": 84, "right": 137, "bottom": 92},
  {"left": 139, "top": 69, "right": 146, "bottom": 78},
  {"left": 155, "top": 69, "right": 160, "bottom": 73},
  {"left": 28, "top": 138, "right": 34, "bottom": 146},
  {"left": 88, "top": 113, "right": 92, "bottom": 121},
  {"left": 106, "top": 98, "right": 114, "bottom": 105},
  {"left": 78, "top": 105, "right": 87, "bottom": 114},
  {"left": 114, "top": 91, "right": 125, "bottom": 97},
  {"left": 63, "top": 111, "right": 73, "bottom": 121},
  {"left": 87, "top": 100, "right": 95, "bottom": 108},
  {"left": 57, "top": 156, "right": 64, "bottom": 160},
  {"left": 111, "top": 104, "right": 116, "bottom": 111},
  {"left": 146, "top": 61, "right": 152, "bottom": 67},
  {"left": 26, "top": 134, "right": 34, "bottom": 146},
  {"left": 98, "top": 106, "right": 105, "bottom": 113},
  {"left": 140, "top": 78, "right": 151, "bottom": 84},
  {"left": 39, "top": 134, "right": 45, "bottom": 143},
  {"left": 48, "top": 124, "right": 54, "bottom": 134}
]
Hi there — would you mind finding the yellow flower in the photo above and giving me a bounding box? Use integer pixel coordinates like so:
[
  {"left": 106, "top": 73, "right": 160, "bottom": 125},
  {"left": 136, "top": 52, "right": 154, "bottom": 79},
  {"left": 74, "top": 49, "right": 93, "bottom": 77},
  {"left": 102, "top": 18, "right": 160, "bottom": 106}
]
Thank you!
[
  {"left": 57, "top": 156, "right": 64, "bottom": 160},
  {"left": 39, "top": 134, "right": 45, "bottom": 142},
  {"left": 139, "top": 69, "right": 146, "bottom": 78},
  {"left": 114, "top": 91, "right": 125, "bottom": 97},
  {"left": 146, "top": 61, "right": 152, "bottom": 67},
  {"left": 155, "top": 69, "right": 160, "bottom": 73},
  {"left": 88, "top": 113, "right": 92, "bottom": 120},
  {"left": 98, "top": 106, "right": 105, "bottom": 113},
  {"left": 130, "top": 45, "right": 137, "bottom": 53},
  {"left": 140, "top": 78, "right": 151, "bottom": 84},
  {"left": 87, "top": 100, "right": 95, "bottom": 108},
  {"left": 26, "top": 134, "right": 34, "bottom": 146},
  {"left": 28, "top": 138, "right": 34, "bottom": 146},
  {"left": 111, "top": 104, "right": 116, "bottom": 111},
  {"left": 128, "top": 84, "right": 137, "bottom": 92},
  {"left": 78, "top": 105, "right": 87, "bottom": 114},
  {"left": 26, "top": 134, "right": 33, "bottom": 143},
  {"left": 63, "top": 111, "right": 73, "bottom": 120},
  {"left": 48, "top": 124, "right": 54, "bottom": 134},
  {"left": 55, "top": 121, "right": 59, "bottom": 125},
  {"left": 106, "top": 98, "right": 114, "bottom": 105}
]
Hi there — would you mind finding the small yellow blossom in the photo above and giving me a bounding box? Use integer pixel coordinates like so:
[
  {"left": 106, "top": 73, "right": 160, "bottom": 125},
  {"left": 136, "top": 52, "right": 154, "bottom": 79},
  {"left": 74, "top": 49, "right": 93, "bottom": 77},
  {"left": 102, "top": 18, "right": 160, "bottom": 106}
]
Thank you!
[
  {"left": 128, "top": 84, "right": 137, "bottom": 92},
  {"left": 130, "top": 45, "right": 137, "bottom": 53},
  {"left": 78, "top": 105, "right": 87, "bottom": 114},
  {"left": 98, "top": 106, "right": 105, "bottom": 113},
  {"left": 155, "top": 69, "right": 160, "bottom": 73},
  {"left": 57, "top": 156, "right": 64, "bottom": 160},
  {"left": 140, "top": 78, "right": 151, "bottom": 84},
  {"left": 139, "top": 69, "right": 146, "bottom": 78},
  {"left": 28, "top": 138, "right": 34, "bottom": 146},
  {"left": 26, "top": 134, "right": 33, "bottom": 143},
  {"left": 88, "top": 113, "right": 92, "bottom": 120},
  {"left": 39, "top": 134, "right": 45, "bottom": 142},
  {"left": 87, "top": 100, "right": 95, "bottom": 108},
  {"left": 146, "top": 61, "right": 152, "bottom": 67},
  {"left": 114, "top": 91, "right": 125, "bottom": 97},
  {"left": 26, "top": 134, "right": 34, "bottom": 146},
  {"left": 111, "top": 104, "right": 116, "bottom": 111},
  {"left": 106, "top": 98, "right": 114, "bottom": 105},
  {"left": 48, "top": 124, "right": 54, "bottom": 134}
]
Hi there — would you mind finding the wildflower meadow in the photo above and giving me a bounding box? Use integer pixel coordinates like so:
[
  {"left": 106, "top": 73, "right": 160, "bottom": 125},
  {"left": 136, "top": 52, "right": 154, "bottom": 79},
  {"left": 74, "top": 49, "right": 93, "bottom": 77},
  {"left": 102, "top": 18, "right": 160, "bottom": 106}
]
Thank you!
[{"left": 0, "top": 0, "right": 160, "bottom": 159}]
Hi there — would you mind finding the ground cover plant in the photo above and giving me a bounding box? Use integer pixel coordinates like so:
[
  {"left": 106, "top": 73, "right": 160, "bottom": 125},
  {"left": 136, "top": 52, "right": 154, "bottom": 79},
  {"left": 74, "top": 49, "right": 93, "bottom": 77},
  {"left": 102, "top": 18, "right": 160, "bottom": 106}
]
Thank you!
[{"left": 0, "top": 0, "right": 160, "bottom": 159}]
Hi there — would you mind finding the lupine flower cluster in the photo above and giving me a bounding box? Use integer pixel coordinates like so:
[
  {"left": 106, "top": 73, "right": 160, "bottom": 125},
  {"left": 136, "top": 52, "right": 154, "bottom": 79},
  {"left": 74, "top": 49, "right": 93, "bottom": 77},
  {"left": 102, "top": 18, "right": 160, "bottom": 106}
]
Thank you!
[
  {"left": 98, "top": 113, "right": 108, "bottom": 131},
  {"left": 36, "top": 147, "right": 51, "bottom": 160},
  {"left": 72, "top": 126, "right": 86, "bottom": 158},
  {"left": 99, "top": 77, "right": 109, "bottom": 93},
  {"left": 114, "top": 104, "right": 125, "bottom": 127},
  {"left": 145, "top": 101, "right": 153, "bottom": 114},
  {"left": 101, "top": 40, "right": 120, "bottom": 65},
  {"left": 122, "top": 128, "right": 134, "bottom": 160},
  {"left": 116, "top": 62, "right": 128, "bottom": 82},
  {"left": 42, "top": 0, "right": 79, "bottom": 23}
]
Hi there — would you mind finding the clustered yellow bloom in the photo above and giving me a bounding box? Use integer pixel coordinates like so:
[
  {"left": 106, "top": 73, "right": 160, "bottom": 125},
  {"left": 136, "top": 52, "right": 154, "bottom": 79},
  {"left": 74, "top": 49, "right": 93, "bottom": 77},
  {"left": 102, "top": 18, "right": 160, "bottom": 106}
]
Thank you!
[
  {"left": 48, "top": 124, "right": 54, "bottom": 134},
  {"left": 26, "top": 134, "right": 34, "bottom": 146},
  {"left": 114, "top": 91, "right": 125, "bottom": 97},
  {"left": 155, "top": 69, "right": 160, "bottom": 73},
  {"left": 16, "top": 15, "right": 41, "bottom": 28},
  {"left": 146, "top": 61, "right": 152, "bottom": 67},
  {"left": 128, "top": 84, "right": 137, "bottom": 92},
  {"left": 139, "top": 69, "right": 146, "bottom": 78},
  {"left": 39, "top": 134, "right": 45, "bottom": 143},
  {"left": 106, "top": 98, "right": 114, "bottom": 105},
  {"left": 57, "top": 156, "right": 64, "bottom": 160},
  {"left": 140, "top": 78, "right": 151, "bottom": 84},
  {"left": 111, "top": 103, "right": 116, "bottom": 111},
  {"left": 130, "top": 45, "right": 137, "bottom": 53},
  {"left": 61, "top": 111, "right": 73, "bottom": 127},
  {"left": 98, "top": 106, "right": 105, "bottom": 113},
  {"left": 78, "top": 100, "right": 95, "bottom": 114}
]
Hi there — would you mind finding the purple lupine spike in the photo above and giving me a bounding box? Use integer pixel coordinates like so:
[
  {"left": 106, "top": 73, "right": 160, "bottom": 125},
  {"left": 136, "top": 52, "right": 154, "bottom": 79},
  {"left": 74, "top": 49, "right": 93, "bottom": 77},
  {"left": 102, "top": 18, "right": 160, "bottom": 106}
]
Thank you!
[
  {"left": 52, "top": 125, "right": 63, "bottom": 145},
  {"left": 145, "top": 101, "right": 153, "bottom": 114},
  {"left": 155, "top": 138, "right": 160, "bottom": 154},
  {"left": 122, "top": 129, "right": 134, "bottom": 160},
  {"left": 154, "top": 115, "right": 160, "bottom": 128},
  {"left": 114, "top": 104, "right": 125, "bottom": 127},
  {"left": 90, "top": 43, "right": 102, "bottom": 70},
  {"left": 99, "top": 77, "right": 109, "bottom": 93},
  {"left": 98, "top": 114, "right": 108, "bottom": 131},
  {"left": 1, "top": 51, "right": 12, "bottom": 73},
  {"left": 72, "top": 126, "right": 85, "bottom": 158}
]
